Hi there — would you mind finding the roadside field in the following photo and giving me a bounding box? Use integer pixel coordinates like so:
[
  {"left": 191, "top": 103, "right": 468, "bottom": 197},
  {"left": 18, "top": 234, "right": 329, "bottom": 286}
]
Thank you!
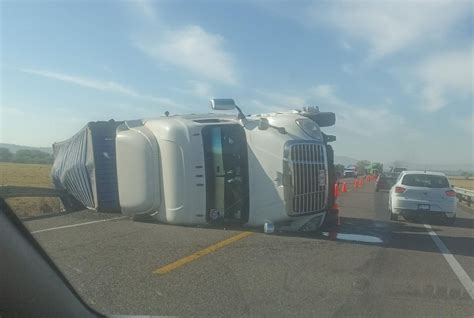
[
  {"left": 0, "top": 162, "right": 60, "bottom": 217},
  {"left": 449, "top": 177, "right": 474, "bottom": 190}
]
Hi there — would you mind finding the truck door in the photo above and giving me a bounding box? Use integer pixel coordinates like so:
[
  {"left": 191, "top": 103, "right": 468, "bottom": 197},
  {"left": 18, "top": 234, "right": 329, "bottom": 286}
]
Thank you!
[{"left": 202, "top": 125, "right": 249, "bottom": 224}]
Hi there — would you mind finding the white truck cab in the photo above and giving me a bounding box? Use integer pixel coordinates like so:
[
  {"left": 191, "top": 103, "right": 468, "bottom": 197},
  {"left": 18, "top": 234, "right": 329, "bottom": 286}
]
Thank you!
[
  {"left": 115, "top": 99, "right": 337, "bottom": 230},
  {"left": 343, "top": 166, "right": 358, "bottom": 178}
]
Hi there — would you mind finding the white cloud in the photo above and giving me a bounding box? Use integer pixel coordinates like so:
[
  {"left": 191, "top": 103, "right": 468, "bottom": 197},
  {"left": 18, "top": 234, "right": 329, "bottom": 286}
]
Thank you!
[
  {"left": 22, "top": 68, "right": 137, "bottom": 95},
  {"left": 310, "top": 84, "right": 335, "bottom": 99},
  {"left": 309, "top": 84, "right": 405, "bottom": 136},
  {"left": 341, "top": 64, "right": 354, "bottom": 74},
  {"left": 134, "top": 0, "right": 157, "bottom": 20},
  {"left": 256, "top": 90, "right": 306, "bottom": 109},
  {"left": 311, "top": 0, "right": 471, "bottom": 59},
  {"left": 135, "top": 25, "right": 238, "bottom": 85},
  {"left": 246, "top": 99, "right": 273, "bottom": 111},
  {"left": 255, "top": 84, "right": 406, "bottom": 138},
  {"left": 340, "top": 40, "right": 352, "bottom": 51},
  {"left": 21, "top": 68, "right": 182, "bottom": 108},
  {"left": 2, "top": 106, "right": 26, "bottom": 116},
  {"left": 416, "top": 48, "right": 474, "bottom": 111},
  {"left": 458, "top": 115, "right": 474, "bottom": 135},
  {"left": 189, "top": 81, "right": 213, "bottom": 98}
]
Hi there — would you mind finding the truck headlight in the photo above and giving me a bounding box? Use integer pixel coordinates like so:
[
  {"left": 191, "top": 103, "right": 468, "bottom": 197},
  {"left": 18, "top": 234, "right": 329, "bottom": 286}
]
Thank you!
[{"left": 295, "top": 118, "right": 321, "bottom": 140}]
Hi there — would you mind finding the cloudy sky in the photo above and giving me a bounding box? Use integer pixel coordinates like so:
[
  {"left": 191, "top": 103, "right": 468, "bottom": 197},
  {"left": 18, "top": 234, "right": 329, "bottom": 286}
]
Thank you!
[{"left": 1, "top": 0, "right": 472, "bottom": 165}]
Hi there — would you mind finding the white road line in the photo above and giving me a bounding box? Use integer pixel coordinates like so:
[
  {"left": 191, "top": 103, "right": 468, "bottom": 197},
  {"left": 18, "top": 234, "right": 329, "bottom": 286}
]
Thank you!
[
  {"left": 31, "top": 216, "right": 127, "bottom": 234},
  {"left": 424, "top": 223, "right": 474, "bottom": 300}
]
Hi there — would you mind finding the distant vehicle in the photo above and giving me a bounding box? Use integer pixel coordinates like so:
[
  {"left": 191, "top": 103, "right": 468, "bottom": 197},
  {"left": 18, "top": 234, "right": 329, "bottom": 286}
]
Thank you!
[
  {"left": 343, "top": 166, "right": 357, "bottom": 178},
  {"left": 375, "top": 173, "right": 397, "bottom": 192},
  {"left": 391, "top": 167, "right": 407, "bottom": 174},
  {"left": 369, "top": 162, "right": 383, "bottom": 176},
  {"left": 388, "top": 171, "right": 456, "bottom": 224}
]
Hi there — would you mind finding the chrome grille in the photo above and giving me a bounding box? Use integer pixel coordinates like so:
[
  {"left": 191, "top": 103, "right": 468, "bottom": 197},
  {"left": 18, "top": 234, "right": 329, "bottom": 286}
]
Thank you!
[{"left": 283, "top": 142, "right": 328, "bottom": 216}]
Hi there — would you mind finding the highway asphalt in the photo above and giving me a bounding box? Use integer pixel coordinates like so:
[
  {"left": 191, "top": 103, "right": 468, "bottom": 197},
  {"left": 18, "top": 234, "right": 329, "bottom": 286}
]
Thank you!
[{"left": 24, "top": 180, "right": 474, "bottom": 317}]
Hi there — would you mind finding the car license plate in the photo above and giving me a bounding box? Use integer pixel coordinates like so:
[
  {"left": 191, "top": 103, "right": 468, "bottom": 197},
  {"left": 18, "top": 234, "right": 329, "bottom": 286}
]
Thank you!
[{"left": 418, "top": 204, "right": 430, "bottom": 211}]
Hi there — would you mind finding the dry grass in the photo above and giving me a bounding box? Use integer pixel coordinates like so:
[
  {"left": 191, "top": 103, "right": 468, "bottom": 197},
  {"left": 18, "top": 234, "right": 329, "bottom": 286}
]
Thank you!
[
  {"left": 448, "top": 177, "right": 474, "bottom": 190},
  {"left": 0, "top": 162, "right": 61, "bottom": 218}
]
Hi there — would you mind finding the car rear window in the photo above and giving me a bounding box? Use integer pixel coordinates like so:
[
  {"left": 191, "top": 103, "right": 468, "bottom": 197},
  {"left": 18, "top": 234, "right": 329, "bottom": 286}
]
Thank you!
[{"left": 401, "top": 174, "right": 449, "bottom": 188}]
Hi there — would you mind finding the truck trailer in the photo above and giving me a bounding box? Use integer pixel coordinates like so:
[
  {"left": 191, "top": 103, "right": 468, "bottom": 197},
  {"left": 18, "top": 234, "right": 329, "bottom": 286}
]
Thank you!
[{"left": 51, "top": 120, "right": 123, "bottom": 212}]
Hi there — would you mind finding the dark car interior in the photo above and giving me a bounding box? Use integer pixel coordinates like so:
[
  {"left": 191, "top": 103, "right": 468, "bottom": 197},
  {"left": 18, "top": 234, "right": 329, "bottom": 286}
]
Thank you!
[{"left": 0, "top": 199, "right": 102, "bottom": 318}]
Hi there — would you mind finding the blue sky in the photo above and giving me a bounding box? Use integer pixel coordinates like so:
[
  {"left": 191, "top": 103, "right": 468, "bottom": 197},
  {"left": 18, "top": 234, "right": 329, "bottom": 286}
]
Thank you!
[{"left": 1, "top": 0, "right": 472, "bottom": 165}]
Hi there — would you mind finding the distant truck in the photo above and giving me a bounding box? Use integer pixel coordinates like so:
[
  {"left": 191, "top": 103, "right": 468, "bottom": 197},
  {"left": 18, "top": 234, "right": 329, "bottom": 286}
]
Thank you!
[
  {"left": 343, "top": 165, "right": 358, "bottom": 178},
  {"left": 368, "top": 162, "right": 383, "bottom": 176},
  {"left": 391, "top": 167, "right": 407, "bottom": 174}
]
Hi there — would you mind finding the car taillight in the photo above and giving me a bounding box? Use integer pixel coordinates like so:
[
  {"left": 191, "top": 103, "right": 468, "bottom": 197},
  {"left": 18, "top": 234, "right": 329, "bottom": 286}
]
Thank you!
[
  {"left": 395, "top": 186, "right": 406, "bottom": 193},
  {"left": 445, "top": 190, "right": 456, "bottom": 197}
]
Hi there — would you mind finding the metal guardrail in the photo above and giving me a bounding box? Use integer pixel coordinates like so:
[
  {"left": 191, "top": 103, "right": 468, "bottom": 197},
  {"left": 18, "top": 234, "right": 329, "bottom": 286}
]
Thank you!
[
  {"left": 0, "top": 186, "right": 84, "bottom": 212},
  {"left": 0, "top": 186, "right": 66, "bottom": 198},
  {"left": 454, "top": 187, "right": 474, "bottom": 207}
]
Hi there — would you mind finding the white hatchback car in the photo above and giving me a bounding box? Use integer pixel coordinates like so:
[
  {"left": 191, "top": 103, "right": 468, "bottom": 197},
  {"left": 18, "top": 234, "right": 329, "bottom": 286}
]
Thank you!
[{"left": 388, "top": 171, "right": 456, "bottom": 224}]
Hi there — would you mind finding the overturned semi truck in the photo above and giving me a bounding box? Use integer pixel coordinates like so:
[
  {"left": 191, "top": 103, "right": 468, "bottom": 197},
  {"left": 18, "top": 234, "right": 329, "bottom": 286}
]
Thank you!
[{"left": 51, "top": 99, "right": 338, "bottom": 231}]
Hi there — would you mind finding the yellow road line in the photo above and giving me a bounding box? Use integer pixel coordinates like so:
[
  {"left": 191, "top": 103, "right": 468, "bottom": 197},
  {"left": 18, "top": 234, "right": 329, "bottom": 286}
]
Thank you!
[{"left": 154, "top": 231, "right": 254, "bottom": 275}]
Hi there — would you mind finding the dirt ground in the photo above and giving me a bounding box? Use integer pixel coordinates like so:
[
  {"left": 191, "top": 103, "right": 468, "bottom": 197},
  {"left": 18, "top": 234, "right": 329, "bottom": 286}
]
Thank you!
[{"left": 0, "top": 162, "right": 61, "bottom": 217}]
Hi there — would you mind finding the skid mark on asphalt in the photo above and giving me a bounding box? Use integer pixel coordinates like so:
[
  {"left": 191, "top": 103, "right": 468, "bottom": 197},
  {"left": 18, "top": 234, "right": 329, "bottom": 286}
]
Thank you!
[
  {"left": 31, "top": 216, "right": 127, "bottom": 234},
  {"left": 424, "top": 223, "right": 474, "bottom": 300},
  {"left": 154, "top": 231, "right": 253, "bottom": 275}
]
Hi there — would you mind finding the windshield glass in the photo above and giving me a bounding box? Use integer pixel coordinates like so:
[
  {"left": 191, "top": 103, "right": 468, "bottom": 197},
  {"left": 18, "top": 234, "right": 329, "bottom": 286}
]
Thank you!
[
  {"left": 1, "top": 1, "right": 472, "bottom": 317},
  {"left": 401, "top": 174, "right": 450, "bottom": 188}
]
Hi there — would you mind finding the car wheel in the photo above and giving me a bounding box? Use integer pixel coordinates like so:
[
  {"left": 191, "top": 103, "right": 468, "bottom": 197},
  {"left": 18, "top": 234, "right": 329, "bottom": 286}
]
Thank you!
[
  {"left": 390, "top": 212, "right": 398, "bottom": 221},
  {"left": 389, "top": 205, "right": 398, "bottom": 221}
]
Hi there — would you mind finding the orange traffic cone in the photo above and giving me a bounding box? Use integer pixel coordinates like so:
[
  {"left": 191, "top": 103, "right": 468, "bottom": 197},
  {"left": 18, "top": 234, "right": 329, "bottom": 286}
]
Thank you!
[
  {"left": 353, "top": 179, "right": 358, "bottom": 189},
  {"left": 334, "top": 183, "right": 339, "bottom": 198},
  {"left": 342, "top": 182, "right": 347, "bottom": 193}
]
